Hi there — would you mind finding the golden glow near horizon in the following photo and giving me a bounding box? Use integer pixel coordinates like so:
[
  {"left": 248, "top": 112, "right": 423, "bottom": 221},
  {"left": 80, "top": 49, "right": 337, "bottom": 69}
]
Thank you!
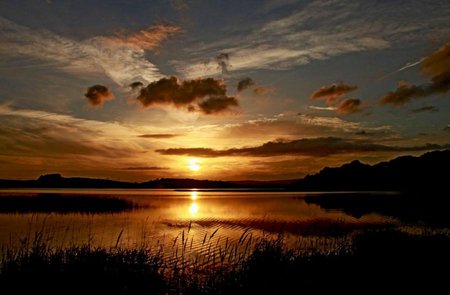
[
  {"left": 187, "top": 158, "right": 201, "bottom": 172},
  {"left": 190, "top": 190, "right": 198, "bottom": 200}
]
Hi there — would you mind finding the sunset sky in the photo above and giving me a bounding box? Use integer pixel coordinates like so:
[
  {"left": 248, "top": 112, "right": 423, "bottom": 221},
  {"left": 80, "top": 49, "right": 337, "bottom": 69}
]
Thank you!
[{"left": 0, "top": 0, "right": 449, "bottom": 181}]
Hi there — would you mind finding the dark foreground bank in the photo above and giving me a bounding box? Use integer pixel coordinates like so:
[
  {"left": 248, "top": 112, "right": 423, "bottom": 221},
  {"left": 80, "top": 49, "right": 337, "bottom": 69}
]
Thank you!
[{"left": 1, "top": 230, "right": 449, "bottom": 294}]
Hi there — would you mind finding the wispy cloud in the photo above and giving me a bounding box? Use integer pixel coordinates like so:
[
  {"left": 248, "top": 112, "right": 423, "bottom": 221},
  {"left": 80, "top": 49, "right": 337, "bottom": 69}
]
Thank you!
[
  {"left": 411, "top": 106, "right": 439, "bottom": 113},
  {"left": 309, "top": 106, "right": 337, "bottom": 111},
  {"left": 100, "top": 24, "right": 180, "bottom": 50},
  {"left": 0, "top": 17, "right": 166, "bottom": 86},
  {"left": 122, "top": 166, "right": 169, "bottom": 170},
  {"left": 171, "top": 0, "right": 448, "bottom": 77}
]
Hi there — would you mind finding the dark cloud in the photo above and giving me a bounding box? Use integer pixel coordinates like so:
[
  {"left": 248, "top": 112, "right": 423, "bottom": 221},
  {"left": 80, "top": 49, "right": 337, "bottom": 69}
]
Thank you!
[
  {"left": 123, "top": 166, "right": 169, "bottom": 170},
  {"left": 198, "top": 95, "right": 238, "bottom": 114},
  {"left": 156, "top": 137, "right": 449, "bottom": 157},
  {"left": 135, "top": 76, "right": 238, "bottom": 114},
  {"left": 129, "top": 81, "right": 144, "bottom": 90},
  {"left": 380, "top": 42, "right": 450, "bottom": 106},
  {"left": 84, "top": 85, "right": 114, "bottom": 107},
  {"left": 138, "top": 133, "right": 180, "bottom": 139},
  {"left": 311, "top": 83, "right": 357, "bottom": 105},
  {"left": 237, "top": 78, "right": 256, "bottom": 92},
  {"left": 337, "top": 98, "right": 362, "bottom": 114},
  {"left": 355, "top": 130, "right": 372, "bottom": 136},
  {"left": 411, "top": 106, "right": 439, "bottom": 113},
  {"left": 216, "top": 52, "right": 230, "bottom": 74}
]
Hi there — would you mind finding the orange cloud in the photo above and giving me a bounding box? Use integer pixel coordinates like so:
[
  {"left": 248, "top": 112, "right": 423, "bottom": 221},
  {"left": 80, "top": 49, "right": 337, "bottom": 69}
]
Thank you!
[
  {"left": 380, "top": 42, "right": 450, "bottom": 106},
  {"left": 105, "top": 24, "right": 181, "bottom": 50},
  {"left": 337, "top": 98, "right": 362, "bottom": 114},
  {"left": 311, "top": 83, "right": 357, "bottom": 105}
]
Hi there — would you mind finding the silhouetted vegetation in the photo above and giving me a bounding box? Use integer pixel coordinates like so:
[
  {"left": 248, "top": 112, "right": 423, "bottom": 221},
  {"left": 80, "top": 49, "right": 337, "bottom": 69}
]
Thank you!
[
  {"left": 0, "top": 194, "right": 137, "bottom": 213},
  {"left": 1, "top": 230, "right": 449, "bottom": 294}
]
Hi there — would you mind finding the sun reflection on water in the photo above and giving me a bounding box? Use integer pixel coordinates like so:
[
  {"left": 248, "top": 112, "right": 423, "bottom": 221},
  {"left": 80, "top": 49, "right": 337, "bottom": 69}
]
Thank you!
[{"left": 189, "top": 202, "right": 199, "bottom": 216}]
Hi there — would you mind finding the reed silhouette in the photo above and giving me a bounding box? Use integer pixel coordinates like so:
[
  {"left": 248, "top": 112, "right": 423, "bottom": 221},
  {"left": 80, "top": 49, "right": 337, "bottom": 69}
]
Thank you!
[{"left": 1, "top": 229, "right": 449, "bottom": 294}]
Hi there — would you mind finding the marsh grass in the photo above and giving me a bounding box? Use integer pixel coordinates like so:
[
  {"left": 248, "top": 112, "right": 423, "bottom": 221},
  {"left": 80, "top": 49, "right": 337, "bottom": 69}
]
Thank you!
[{"left": 1, "top": 224, "right": 450, "bottom": 294}]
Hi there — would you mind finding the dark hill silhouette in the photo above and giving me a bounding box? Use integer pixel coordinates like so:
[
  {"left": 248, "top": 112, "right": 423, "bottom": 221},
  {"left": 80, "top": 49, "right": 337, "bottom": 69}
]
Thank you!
[
  {"left": 0, "top": 174, "right": 244, "bottom": 189},
  {"left": 290, "top": 149, "right": 450, "bottom": 192},
  {"left": 0, "top": 149, "right": 448, "bottom": 191}
]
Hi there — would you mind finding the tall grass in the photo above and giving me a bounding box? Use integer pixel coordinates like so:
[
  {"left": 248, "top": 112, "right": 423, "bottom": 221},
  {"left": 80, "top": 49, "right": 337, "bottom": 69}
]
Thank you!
[{"left": 1, "top": 226, "right": 450, "bottom": 294}]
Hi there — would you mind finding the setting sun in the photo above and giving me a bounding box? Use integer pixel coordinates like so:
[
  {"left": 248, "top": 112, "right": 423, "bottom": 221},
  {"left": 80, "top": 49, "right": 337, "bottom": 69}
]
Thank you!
[{"left": 187, "top": 158, "right": 201, "bottom": 172}]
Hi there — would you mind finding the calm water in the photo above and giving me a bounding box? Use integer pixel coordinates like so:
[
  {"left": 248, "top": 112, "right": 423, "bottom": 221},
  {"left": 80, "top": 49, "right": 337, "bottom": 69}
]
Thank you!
[{"left": 0, "top": 189, "right": 399, "bottom": 263}]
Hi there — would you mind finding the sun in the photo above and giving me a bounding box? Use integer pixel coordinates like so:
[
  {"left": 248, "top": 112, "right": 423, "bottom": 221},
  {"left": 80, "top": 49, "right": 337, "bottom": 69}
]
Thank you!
[{"left": 187, "top": 158, "right": 201, "bottom": 172}]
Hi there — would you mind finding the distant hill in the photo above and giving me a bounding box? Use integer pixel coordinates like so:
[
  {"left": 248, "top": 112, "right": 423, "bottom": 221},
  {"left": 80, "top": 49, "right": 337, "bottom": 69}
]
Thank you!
[
  {"left": 289, "top": 149, "right": 450, "bottom": 192},
  {"left": 0, "top": 174, "right": 244, "bottom": 189},
  {"left": 0, "top": 150, "right": 448, "bottom": 191}
]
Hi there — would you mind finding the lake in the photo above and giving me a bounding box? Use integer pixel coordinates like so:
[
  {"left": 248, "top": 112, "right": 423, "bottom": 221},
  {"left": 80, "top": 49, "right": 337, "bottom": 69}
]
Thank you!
[{"left": 0, "top": 189, "right": 421, "bottom": 265}]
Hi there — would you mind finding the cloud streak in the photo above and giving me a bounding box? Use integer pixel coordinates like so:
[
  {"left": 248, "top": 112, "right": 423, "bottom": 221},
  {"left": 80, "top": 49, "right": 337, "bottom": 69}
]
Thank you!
[
  {"left": 102, "top": 24, "right": 180, "bottom": 50},
  {"left": 171, "top": 0, "right": 450, "bottom": 77},
  {"left": 156, "top": 137, "right": 447, "bottom": 157},
  {"left": 138, "top": 134, "right": 181, "bottom": 139},
  {"left": 0, "top": 17, "right": 166, "bottom": 86}
]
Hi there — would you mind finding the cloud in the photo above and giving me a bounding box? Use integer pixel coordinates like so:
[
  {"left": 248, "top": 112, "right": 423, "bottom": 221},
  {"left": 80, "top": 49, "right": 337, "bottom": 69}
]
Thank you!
[
  {"left": 155, "top": 137, "right": 447, "bottom": 157},
  {"left": 129, "top": 81, "right": 144, "bottom": 90},
  {"left": 309, "top": 106, "right": 337, "bottom": 111},
  {"left": 237, "top": 78, "right": 256, "bottom": 92},
  {"left": 102, "top": 24, "right": 181, "bottom": 50},
  {"left": 123, "top": 166, "right": 169, "bottom": 170},
  {"left": 0, "top": 17, "right": 164, "bottom": 86},
  {"left": 380, "top": 42, "right": 450, "bottom": 106},
  {"left": 337, "top": 98, "right": 362, "bottom": 114},
  {"left": 311, "top": 83, "right": 358, "bottom": 105},
  {"left": 420, "top": 43, "right": 450, "bottom": 79},
  {"left": 170, "top": 0, "right": 188, "bottom": 10},
  {"left": 411, "top": 106, "right": 439, "bottom": 113},
  {"left": 136, "top": 76, "right": 238, "bottom": 114},
  {"left": 198, "top": 95, "right": 238, "bottom": 114},
  {"left": 236, "top": 77, "right": 272, "bottom": 95},
  {"left": 84, "top": 85, "right": 114, "bottom": 107},
  {"left": 216, "top": 53, "right": 230, "bottom": 74},
  {"left": 172, "top": 0, "right": 450, "bottom": 77},
  {"left": 0, "top": 105, "right": 147, "bottom": 159},
  {"left": 138, "top": 133, "right": 181, "bottom": 139}
]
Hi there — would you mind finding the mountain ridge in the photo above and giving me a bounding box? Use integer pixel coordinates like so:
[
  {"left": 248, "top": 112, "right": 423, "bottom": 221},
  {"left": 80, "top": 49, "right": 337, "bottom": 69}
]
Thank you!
[{"left": 0, "top": 149, "right": 448, "bottom": 191}]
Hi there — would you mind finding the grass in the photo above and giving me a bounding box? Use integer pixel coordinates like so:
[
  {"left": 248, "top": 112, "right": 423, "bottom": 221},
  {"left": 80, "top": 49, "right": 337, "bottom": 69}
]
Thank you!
[
  {"left": 1, "top": 228, "right": 449, "bottom": 294},
  {"left": 0, "top": 194, "right": 138, "bottom": 214}
]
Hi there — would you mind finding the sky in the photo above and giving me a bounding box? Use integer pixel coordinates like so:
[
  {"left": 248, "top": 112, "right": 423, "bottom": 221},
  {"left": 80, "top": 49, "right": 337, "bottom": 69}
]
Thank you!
[{"left": 0, "top": 0, "right": 449, "bottom": 181}]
